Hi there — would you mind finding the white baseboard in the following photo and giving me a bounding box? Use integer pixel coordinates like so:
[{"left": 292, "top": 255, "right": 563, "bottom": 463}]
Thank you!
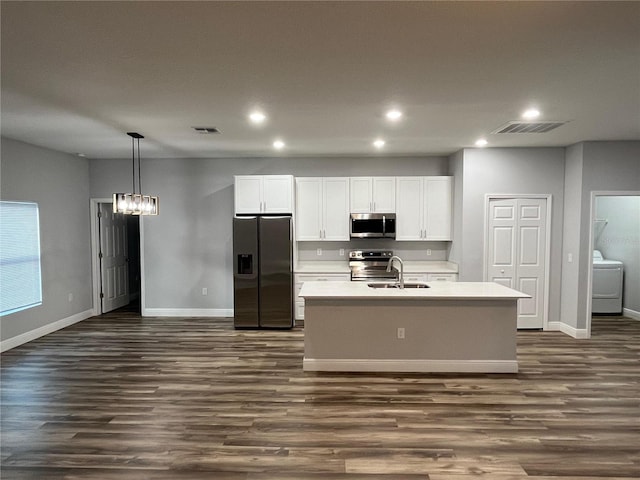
[
  {"left": 1, "top": 309, "right": 94, "bottom": 353},
  {"left": 547, "top": 321, "right": 589, "bottom": 339},
  {"left": 303, "top": 358, "right": 518, "bottom": 373},
  {"left": 623, "top": 308, "right": 640, "bottom": 321},
  {"left": 142, "top": 308, "right": 233, "bottom": 318}
]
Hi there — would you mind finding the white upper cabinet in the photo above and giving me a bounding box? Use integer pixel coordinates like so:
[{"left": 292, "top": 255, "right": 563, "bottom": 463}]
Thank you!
[
  {"left": 396, "top": 176, "right": 452, "bottom": 241},
  {"left": 234, "top": 175, "right": 294, "bottom": 214},
  {"left": 296, "top": 177, "right": 349, "bottom": 241},
  {"left": 350, "top": 177, "right": 396, "bottom": 213},
  {"left": 323, "top": 178, "right": 350, "bottom": 240},
  {"left": 424, "top": 177, "right": 452, "bottom": 240}
]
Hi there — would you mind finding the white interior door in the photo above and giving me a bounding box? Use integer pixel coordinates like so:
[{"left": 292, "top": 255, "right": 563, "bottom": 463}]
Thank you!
[
  {"left": 99, "top": 203, "right": 129, "bottom": 313},
  {"left": 487, "top": 197, "right": 547, "bottom": 329}
]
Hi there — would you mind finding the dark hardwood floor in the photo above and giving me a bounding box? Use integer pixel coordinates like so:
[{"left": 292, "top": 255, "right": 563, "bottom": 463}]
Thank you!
[{"left": 1, "top": 309, "right": 639, "bottom": 479}]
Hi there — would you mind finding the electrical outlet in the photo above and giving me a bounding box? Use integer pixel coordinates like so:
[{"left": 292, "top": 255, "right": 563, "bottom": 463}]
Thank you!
[
  {"left": 568, "top": 253, "right": 573, "bottom": 263},
  {"left": 68, "top": 293, "right": 73, "bottom": 302},
  {"left": 202, "top": 287, "right": 208, "bottom": 295},
  {"left": 339, "top": 248, "right": 345, "bottom": 256},
  {"left": 426, "top": 249, "right": 432, "bottom": 256},
  {"left": 317, "top": 248, "right": 322, "bottom": 256},
  {"left": 397, "top": 327, "right": 405, "bottom": 339}
]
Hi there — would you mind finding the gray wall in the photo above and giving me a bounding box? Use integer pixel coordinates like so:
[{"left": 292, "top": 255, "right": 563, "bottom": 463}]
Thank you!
[
  {"left": 0, "top": 137, "right": 92, "bottom": 342},
  {"left": 577, "top": 142, "right": 640, "bottom": 327},
  {"left": 458, "top": 147, "right": 566, "bottom": 325},
  {"left": 595, "top": 196, "right": 640, "bottom": 312},
  {"left": 560, "top": 143, "right": 584, "bottom": 328},
  {"left": 561, "top": 141, "right": 640, "bottom": 330},
  {"left": 89, "top": 155, "right": 449, "bottom": 310},
  {"left": 447, "top": 149, "right": 464, "bottom": 270}
]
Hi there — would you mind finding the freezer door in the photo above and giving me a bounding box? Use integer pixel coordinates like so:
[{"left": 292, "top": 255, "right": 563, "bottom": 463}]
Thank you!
[
  {"left": 259, "top": 216, "right": 293, "bottom": 328},
  {"left": 233, "top": 216, "right": 259, "bottom": 328}
]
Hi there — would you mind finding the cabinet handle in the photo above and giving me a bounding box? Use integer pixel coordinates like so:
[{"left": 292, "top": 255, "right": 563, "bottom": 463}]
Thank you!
[
  {"left": 500, "top": 269, "right": 505, "bottom": 274},
  {"left": 373, "top": 201, "right": 376, "bottom": 211},
  {"left": 320, "top": 229, "right": 322, "bottom": 238}
]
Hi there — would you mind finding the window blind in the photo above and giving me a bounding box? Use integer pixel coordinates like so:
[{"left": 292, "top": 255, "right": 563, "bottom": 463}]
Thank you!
[{"left": 0, "top": 201, "right": 43, "bottom": 316}]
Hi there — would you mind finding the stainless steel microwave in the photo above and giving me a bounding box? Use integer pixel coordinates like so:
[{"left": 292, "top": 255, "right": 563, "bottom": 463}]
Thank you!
[{"left": 350, "top": 213, "right": 396, "bottom": 238}]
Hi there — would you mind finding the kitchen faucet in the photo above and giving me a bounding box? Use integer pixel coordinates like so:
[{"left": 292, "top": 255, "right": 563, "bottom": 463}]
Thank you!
[{"left": 386, "top": 255, "right": 404, "bottom": 289}]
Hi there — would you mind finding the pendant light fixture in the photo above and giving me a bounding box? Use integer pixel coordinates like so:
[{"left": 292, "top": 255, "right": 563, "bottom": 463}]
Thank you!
[{"left": 113, "top": 132, "right": 159, "bottom": 215}]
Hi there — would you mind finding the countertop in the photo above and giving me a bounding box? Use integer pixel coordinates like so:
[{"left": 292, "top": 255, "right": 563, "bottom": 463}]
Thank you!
[
  {"left": 295, "top": 260, "right": 458, "bottom": 275},
  {"left": 298, "top": 281, "right": 529, "bottom": 300}
]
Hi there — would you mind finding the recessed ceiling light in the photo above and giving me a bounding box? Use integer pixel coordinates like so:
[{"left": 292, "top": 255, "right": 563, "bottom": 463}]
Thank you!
[
  {"left": 385, "top": 109, "right": 402, "bottom": 121},
  {"left": 273, "top": 139, "right": 285, "bottom": 150},
  {"left": 249, "top": 111, "right": 266, "bottom": 124},
  {"left": 475, "top": 138, "right": 488, "bottom": 147},
  {"left": 373, "top": 139, "right": 385, "bottom": 149},
  {"left": 522, "top": 108, "right": 540, "bottom": 120}
]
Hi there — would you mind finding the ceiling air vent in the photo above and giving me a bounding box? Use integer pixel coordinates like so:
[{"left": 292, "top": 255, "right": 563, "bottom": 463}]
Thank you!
[
  {"left": 492, "top": 121, "right": 567, "bottom": 134},
  {"left": 192, "top": 127, "right": 220, "bottom": 134}
]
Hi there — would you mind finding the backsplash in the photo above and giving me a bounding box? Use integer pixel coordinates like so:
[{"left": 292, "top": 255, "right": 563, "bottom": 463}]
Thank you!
[{"left": 297, "top": 240, "right": 450, "bottom": 261}]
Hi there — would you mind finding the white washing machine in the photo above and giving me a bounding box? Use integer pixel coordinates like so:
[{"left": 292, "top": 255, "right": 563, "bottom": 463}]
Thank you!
[{"left": 592, "top": 250, "right": 624, "bottom": 314}]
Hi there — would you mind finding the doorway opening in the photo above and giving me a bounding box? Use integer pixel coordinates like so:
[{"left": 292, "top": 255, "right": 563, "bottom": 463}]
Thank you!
[
  {"left": 587, "top": 191, "right": 640, "bottom": 337},
  {"left": 90, "top": 199, "right": 142, "bottom": 315}
]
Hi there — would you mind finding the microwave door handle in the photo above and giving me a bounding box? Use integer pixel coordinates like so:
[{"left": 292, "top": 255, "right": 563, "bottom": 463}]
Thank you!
[{"left": 382, "top": 215, "right": 386, "bottom": 236}]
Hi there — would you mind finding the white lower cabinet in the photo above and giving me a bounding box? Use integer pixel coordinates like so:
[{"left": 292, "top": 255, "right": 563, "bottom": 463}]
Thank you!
[{"left": 294, "top": 273, "right": 350, "bottom": 320}]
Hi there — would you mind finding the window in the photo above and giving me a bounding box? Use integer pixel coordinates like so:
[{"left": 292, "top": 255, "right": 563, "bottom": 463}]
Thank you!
[{"left": 0, "top": 201, "right": 42, "bottom": 316}]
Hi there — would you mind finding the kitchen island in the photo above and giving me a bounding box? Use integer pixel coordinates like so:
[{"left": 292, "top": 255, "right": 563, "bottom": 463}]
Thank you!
[{"left": 298, "top": 281, "right": 529, "bottom": 373}]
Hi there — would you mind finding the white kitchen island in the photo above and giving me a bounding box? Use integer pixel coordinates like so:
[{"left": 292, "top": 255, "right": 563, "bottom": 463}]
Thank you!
[{"left": 298, "top": 281, "right": 529, "bottom": 374}]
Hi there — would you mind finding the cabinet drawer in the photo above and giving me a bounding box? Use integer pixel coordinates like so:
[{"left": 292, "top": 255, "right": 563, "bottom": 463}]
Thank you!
[
  {"left": 427, "top": 273, "right": 458, "bottom": 282},
  {"left": 295, "top": 273, "right": 350, "bottom": 283},
  {"left": 403, "top": 274, "right": 429, "bottom": 283}
]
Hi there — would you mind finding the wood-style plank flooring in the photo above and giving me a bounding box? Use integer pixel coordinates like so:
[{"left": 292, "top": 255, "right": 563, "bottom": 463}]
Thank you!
[{"left": 1, "top": 309, "right": 639, "bottom": 479}]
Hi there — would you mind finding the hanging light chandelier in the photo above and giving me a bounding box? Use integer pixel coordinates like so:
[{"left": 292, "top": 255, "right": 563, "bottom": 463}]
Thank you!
[{"left": 113, "top": 132, "right": 159, "bottom": 215}]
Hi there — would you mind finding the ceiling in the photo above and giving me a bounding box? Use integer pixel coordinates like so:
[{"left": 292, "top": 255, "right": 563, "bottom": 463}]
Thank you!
[{"left": 1, "top": 1, "right": 639, "bottom": 159}]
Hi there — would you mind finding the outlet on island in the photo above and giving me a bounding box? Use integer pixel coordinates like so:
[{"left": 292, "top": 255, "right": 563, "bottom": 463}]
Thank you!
[
  {"left": 316, "top": 248, "right": 322, "bottom": 256},
  {"left": 202, "top": 287, "right": 208, "bottom": 296},
  {"left": 397, "top": 327, "right": 405, "bottom": 339}
]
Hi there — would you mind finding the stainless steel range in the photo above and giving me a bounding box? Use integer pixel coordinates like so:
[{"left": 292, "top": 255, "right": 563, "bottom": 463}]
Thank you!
[{"left": 349, "top": 250, "right": 399, "bottom": 282}]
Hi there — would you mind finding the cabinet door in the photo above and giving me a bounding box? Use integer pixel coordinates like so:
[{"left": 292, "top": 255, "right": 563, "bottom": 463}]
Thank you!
[
  {"left": 424, "top": 177, "right": 452, "bottom": 240},
  {"left": 323, "top": 178, "right": 350, "bottom": 240},
  {"left": 234, "top": 176, "right": 263, "bottom": 214},
  {"left": 263, "top": 175, "right": 293, "bottom": 213},
  {"left": 395, "top": 177, "right": 424, "bottom": 240},
  {"left": 372, "top": 177, "right": 396, "bottom": 212},
  {"left": 350, "top": 177, "right": 373, "bottom": 213},
  {"left": 295, "top": 178, "right": 323, "bottom": 241}
]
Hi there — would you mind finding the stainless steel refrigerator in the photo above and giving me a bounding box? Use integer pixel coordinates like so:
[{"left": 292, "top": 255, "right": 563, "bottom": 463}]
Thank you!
[{"left": 233, "top": 215, "right": 293, "bottom": 329}]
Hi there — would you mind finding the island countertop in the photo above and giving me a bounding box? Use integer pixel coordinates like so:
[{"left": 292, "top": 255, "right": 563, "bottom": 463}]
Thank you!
[{"left": 298, "top": 281, "right": 530, "bottom": 300}]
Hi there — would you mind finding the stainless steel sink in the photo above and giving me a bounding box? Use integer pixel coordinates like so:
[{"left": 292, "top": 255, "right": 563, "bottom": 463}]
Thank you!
[{"left": 368, "top": 283, "right": 430, "bottom": 289}]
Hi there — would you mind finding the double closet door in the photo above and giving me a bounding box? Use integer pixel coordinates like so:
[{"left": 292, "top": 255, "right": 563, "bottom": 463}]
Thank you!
[{"left": 487, "top": 198, "right": 548, "bottom": 329}]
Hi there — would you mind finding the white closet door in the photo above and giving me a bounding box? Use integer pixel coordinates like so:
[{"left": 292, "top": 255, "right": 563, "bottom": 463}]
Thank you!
[
  {"left": 487, "top": 199, "right": 518, "bottom": 289},
  {"left": 515, "top": 198, "right": 547, "bottom": 329},
  {"left": 487, "top": 197, "right": 547, "bottom": 329}
]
